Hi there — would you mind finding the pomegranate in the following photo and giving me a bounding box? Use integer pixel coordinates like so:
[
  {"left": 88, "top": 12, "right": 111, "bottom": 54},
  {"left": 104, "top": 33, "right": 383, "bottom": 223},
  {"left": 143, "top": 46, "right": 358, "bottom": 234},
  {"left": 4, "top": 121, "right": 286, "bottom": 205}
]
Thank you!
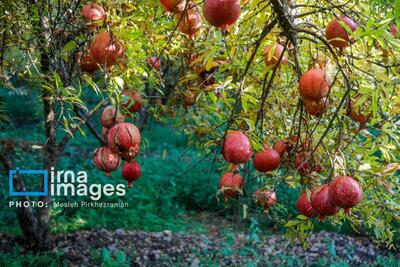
[
  {"left": 304, "top": 97, "right": 329, "bottom": 116},
  {"left": 122, "top": 161, "right": 142, "bottom": 187},
  {"left": 326, "top": 16, "right": 358, "bottom": 48},
  {"left": 90, "top": 32, "right": 124, "bottom": 67},
  {"left": 93, "top": 146, "right": 121, "bottom": 176},
  {"left": 263, "top": 44, "right": 288, "bottom": 66},
  {"left": 80, "top": 52, "right": 99, "bottom": 73},
  {"left": 160, "top": 0, "right": 186, "bottom": 12},
  {"left": 253, "top": 145, "right": 281, "bottom": 172},
  {"left": 329, "top": 176, "right": 362, "bottom": 214},
  {"left": 390, "top": 24, "right": 399, "bottom": 38},
  {"left": 254, "top": 189, "right": 276, "bottom": 210},
  {"left": 296, "top": 192, "right": 317, "bottom": 218},
  {"left": 348, "top": 99, "right": 371, "bottom": 124},
  {"left": 310, "top": 185, "right": 340, "bottom": 221},
  {"left": 82, "top": 3, "right": 106, "bottom": 21},
  {"left": 299, "top": 68, "right": 330, "bottom": 100},
  {"left": 175, "top": 5, "right": 202, "bottom": 40},
  {"left": 121, "top": 90, "right": 142, "bottom": 114},
  {"left": 203, "top": 0, "right": 241, "bottom": 31},
  {"left": 222, "top": 131, "right": 252, "bottom": 165},
  {"left": 101, "top": 105, "right": 125, "bottom": 129},
  {"left": 295, "top": 153, "right": 322, "bottom": 176},
  {"left": 147, "top": 56, "right": 161, "bottom": 70},
  {"left": 273, "top": 140, "right": 288, "bottom": 157},
  {"left": 219, "top": 171, "right": 243, "bottom": 201},
  {"left": 107, "top": 122, "right": 141, "bottom": 161}
]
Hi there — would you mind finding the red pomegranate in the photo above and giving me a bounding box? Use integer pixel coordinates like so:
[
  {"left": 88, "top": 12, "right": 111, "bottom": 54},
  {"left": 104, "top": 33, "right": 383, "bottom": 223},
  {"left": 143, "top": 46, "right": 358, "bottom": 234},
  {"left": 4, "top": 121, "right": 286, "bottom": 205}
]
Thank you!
[
  {"left": 175, "top": 6, "right": 202, "bottom": 40},
  {"left": 82, "top": 3, "right": 106, "bottom": 21},
  {"left": 90, "top": 32, "right": 124, "bottom": 67},
  {"left": 263, "top": 44, "right": 288, "bottom": 66},
  {"left": 273, "top": 140, "right": 288, "bottom": 157},
  {"left": 219, "top": 171, "right": 243, "bottom": 201},
  {"left": 147, "top": 56, "right": 161, "bottom": 70},
  {"left": 203, "top": 0, "right": 241, "bottom": 31},
  {"left": 160, "top": 0, "right": 186, "bottom": 12},
  {"left": 121, "top": 90, "right": 142, "bottom": 114},
  {"left": 107, "top": 122, "right": 141, "bottom": 161},
  {"left": 101, "top": 105, "right": 125, "bottom": 129},
  {"left": 296, "top": 192, "right": 317, "bottom": 218},
  {"left": 304, "top": 97, "right": 329, "bottom": 116},
  {"left": 80, "top": 52, "right": 99, "bottom": 73},
  {"left": 254, "top": 189, "right": 276, "bottom": 210},
  {"left": 390, "top": 24, "right": 399, "bottom": 38},
  {"left": 93, "top": 146, "right": 121, "bottom": 176},
  {"left": 299, "top": 68, "right": 330, "bottom": 100},
  {"left": 253, "top": 145, "right": 281, "bottom": 172},
  {"left": 122, "top": 161, "right": 142, "bottom": 187},
  {"left": 310, "top": 185, "right": 340, "bottom": 221},
  {"left": 295, "top": 153, "right": 322, "bottom": 176},
  {"left": 329, "top": 176, "right": 362, "bottom": 215},
  {"left": 325, "top": 16, "right": 358, "bottom": 48},
  {"left": 348, "top": 99, "right": 371, "bottom": 124},
  {"left": 222, "top": 131, "right": 252, "bottom": 165}
]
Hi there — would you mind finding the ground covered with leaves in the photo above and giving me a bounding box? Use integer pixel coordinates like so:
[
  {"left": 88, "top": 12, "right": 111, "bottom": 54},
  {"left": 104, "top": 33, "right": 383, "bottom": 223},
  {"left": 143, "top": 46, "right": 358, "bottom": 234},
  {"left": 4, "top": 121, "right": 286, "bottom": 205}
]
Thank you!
[{"left": 0, "top": 227, "right": 398, "bottom": 266}]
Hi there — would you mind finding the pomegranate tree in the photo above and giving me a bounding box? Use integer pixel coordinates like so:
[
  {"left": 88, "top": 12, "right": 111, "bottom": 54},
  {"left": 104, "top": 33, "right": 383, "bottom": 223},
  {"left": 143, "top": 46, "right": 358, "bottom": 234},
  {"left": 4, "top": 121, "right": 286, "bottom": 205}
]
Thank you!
[
  {"left": 329, "top": 176, "right": 363, "bottom": 214},
  {"left": 82, "top": 3, "right": 106, "bottom": 22},
  {"left": 101, "top": 105, "right": 125, "bottom": 128},
  {"left": 299, "top": 68, "right": 330, "bottom": 100},
  {"left": 93, "top": 146, "right": 121, "bottom": 176},
  {"left": 263, "top": 44, "right": 288, "bottom": 66},
  {"left": 203, "top": 0, "right": 241, "bottom": 31},
  {"left": 90, "top": 32, "right": 124, "bottom": 67},
  {"left": 311, "top": 185, "right": 340, "bottom": 221},
  {"left": 253, "top": 145, "right": 281, "bottom": 172},
  {"left": 219, "top": 171, "right": 243, "bottom": 201},
  {"left": 325, "top": 16, "right": 358, "bottom": 48},
  {"left": 122, "top": 161, "right": 142, "bottom": 187},
  {"left": 222, "top": 131, "right": 252, "bottom": 166},
  {"left": 296, "top": 192, "right": 317, "bottom": 218},
  {"left": 107, "top": 122, "right": 141, "bottom": 161},
  {"left": 254, "top": 189, "right": 276, "bottom": 210},
  {"left": 295, "top": 153, "right": 322, "bottom": 176}
]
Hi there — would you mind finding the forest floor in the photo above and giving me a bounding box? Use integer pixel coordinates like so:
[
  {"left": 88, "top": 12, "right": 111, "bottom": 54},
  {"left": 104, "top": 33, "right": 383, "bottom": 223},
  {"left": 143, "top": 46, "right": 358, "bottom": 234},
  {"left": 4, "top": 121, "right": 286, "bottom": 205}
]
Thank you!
[{"left": 1, "top": 219, "right": 398, "bottom": 267}]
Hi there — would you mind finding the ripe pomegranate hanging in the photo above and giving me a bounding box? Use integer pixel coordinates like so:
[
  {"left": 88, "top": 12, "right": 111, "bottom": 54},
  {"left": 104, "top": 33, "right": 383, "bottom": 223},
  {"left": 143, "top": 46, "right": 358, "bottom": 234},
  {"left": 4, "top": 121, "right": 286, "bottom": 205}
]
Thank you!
[
  {"left": 107, "top": 122, "right": 141, "bottom": 161},
  {"left": 175, "top": 5, "right": 202, "bottom": 40},
  {"left": 326, "top": 16, "right": 358, "bottom": 48},
  {"left": 160, "top": 0, "right": 186, "bottom": 12},
  {"left": 101, "top": 105, "right": 125, "bottom": 129},
  {"left": 254, "top": 189, "right": 276, "bottom": 210},
  {"left": 310, "top": 185, "right": 340, "bottom": 221},
  {"left": 93, "top": 146, "right": 121, "bottom": 176},
  {"left": 348, "top": 98, "right": 371, "bottom": 124},
  {"left": 80, "top": 52, "right": 99, "bottom": 73},
  {"left": 222, "top": 131, "right": 252, "bottom": 165},
  {"left": 90, "top": 32, "right": 124, "bottom": 67},
  {"left": 304, "top": 97, "right": 329, "bottom": 116},
  {"left": 203, "top": 0, "right": 241, "bottom": 31},
  {"left": 299, "top": 68, "right": 330, "bottom": 100},
  {"left": 147, "top": 56, "right": 161, "bottom": 70},
  {"left": 122, "top": 161, "right": 142, "bottom": 187},
  {"left": 296, "top": 192, "right": 317, "bottom": 218},
  {"left": 121, "top": 90, "right": 142, "bottom": 115},
  {"left": 263, "top": 44, "right": 288, "bottom": 66},
  {"left": 253, "top": 145, "right": 281, "bottom": 172},
  {"left": 329, "top": 176, "right": 362, "bottom": 215},
  {"left": 273, "top": 140, "right": 288, "bottom": 157},
  {"left": 82, "top": 3, "right": 106, "bottom": 22},
  {"left": 219, "top": 171, "right": 243, "bottom": 201}
]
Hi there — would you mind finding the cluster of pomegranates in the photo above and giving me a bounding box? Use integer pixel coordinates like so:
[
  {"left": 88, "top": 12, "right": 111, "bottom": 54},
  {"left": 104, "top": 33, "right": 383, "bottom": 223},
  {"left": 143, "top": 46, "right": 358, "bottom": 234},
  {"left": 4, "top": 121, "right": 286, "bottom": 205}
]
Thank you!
[
  {"left": 296, "top": 175, "right": 363, "bottom": 221},
  {"left": 160, "top": 0, "right": 241, "bottom": 39},
  {"left": 80, "top": 3, "right": 124, "bottom": 73},
  {"left": 93, "top": 91, "right": 144, "bottom": 187}
]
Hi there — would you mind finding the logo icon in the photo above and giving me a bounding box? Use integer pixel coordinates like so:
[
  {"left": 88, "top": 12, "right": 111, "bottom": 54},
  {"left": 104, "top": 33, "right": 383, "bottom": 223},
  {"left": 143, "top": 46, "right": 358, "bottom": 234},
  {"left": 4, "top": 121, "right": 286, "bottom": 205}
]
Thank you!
[{"left": 9, "top": 168, "right": 48, "bottom": 196}]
